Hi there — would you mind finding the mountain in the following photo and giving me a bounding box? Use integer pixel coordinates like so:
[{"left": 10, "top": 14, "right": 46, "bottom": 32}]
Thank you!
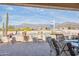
[
  {"left": 13, "top": 23, "right": 54, "bottom": 29},
  {"left": 9, "top": 22, "right": 79, "bottom": 30},
  {"left": 56, "top": 22, "right": 79, "bottom": 29}
]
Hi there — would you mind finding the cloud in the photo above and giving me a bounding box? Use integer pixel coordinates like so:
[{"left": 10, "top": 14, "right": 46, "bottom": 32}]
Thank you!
[
  {"left": 22, "top": 6, "right": 46, "bottom": 14},
  {"left": 6, "top": 6, "right": 14, "bottom": 11}
]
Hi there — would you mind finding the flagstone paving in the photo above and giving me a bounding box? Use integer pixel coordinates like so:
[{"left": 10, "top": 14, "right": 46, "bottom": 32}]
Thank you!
[{"left": 0, "top": 42, "right": 54, "bottom": 56}]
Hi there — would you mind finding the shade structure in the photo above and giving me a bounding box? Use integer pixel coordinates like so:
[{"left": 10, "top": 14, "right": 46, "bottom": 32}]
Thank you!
[{"left": 1, "top": 3, "right": 79, "bottom": 11}]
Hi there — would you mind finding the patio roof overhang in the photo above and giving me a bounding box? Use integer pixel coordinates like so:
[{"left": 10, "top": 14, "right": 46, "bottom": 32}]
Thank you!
[{"left": 1, "top": 3, "right": 79, "bottom": 11}]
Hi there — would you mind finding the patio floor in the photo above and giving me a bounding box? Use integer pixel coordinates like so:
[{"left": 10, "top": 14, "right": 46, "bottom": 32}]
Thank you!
[{"left": 0, "top": 42, "right": 54, "bottom": 56}]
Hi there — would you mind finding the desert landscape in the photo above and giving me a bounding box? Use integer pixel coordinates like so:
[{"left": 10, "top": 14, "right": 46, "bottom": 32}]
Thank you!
[{"left": 0, "top": 4, "right": 79, "bottom": 56}]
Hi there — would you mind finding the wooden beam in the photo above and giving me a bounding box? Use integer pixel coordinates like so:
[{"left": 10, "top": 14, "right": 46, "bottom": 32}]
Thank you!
[{"left": 1, "top": 3, "right": 79, "bottom": 11}]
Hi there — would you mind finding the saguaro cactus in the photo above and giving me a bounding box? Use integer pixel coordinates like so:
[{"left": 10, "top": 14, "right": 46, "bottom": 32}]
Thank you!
[
  {"left": 5, "top": 13, "right": 9, "bottom": 36},
  {"left": 3, "top": 22, "right": 5, "bottom": 36}
]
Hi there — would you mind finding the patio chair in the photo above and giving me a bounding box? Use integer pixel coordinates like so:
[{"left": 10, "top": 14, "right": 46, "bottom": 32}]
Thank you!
[
  {"left": 66, "top": 42, "right": 76, "bottom": 56},
  {"left": 49, "top": 38, "right": 71, "bottom": 56},
  {"left": 46, "top": 37, "right": 60, "bottom": 56},
  {"left": 46, "top": 37, "right": 53, "bottom": 47},
  {"left": 0, "top": 39, "right": 3, "bottom": 43},
  {"left": 32, "top": 37, "right": 38, "bottom": 43},
  {"left": 22, "top": 32, "right": 29, "bottom": 42},
  {"left": 46, "top": 37, "right": 75, "bottom": 56},
  {"left": 51, "top": 38, "right": 60, "bottom": 56},
  {"left": 60, "top": 42, "right": 77, "bottom": 56},
  {"left": 11, "top": 37, "right": 16, "bottom": 44},
  {"left": 0, "top": 36, "right": 3, "bottom": 43},
  {"left": 24, "top": 36, "right": 29, "bottom": 42},
  {"left": 50, "top": 37, "right": 78, "bottom": 56},
  {"left": 46, "top": 37, "right": 54, "bottom": 55}
]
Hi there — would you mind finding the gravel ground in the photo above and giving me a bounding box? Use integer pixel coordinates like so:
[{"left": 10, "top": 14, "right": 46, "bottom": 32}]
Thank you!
[{"left": 0, "top": 42, "right": 53, "bottom": 56}]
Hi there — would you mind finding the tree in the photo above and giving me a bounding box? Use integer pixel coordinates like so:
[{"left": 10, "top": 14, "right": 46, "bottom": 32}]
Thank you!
[
  {"left": 8, "top": 25, "right": 15, "bottom": 31},
  {"left": 68, "top": 26, "right": 71, "bottom": 29}
]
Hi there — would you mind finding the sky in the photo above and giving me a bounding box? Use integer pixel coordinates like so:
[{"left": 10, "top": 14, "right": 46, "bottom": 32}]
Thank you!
[{"left": 0, "top": 4, "right": 79, "bottom": 26}]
